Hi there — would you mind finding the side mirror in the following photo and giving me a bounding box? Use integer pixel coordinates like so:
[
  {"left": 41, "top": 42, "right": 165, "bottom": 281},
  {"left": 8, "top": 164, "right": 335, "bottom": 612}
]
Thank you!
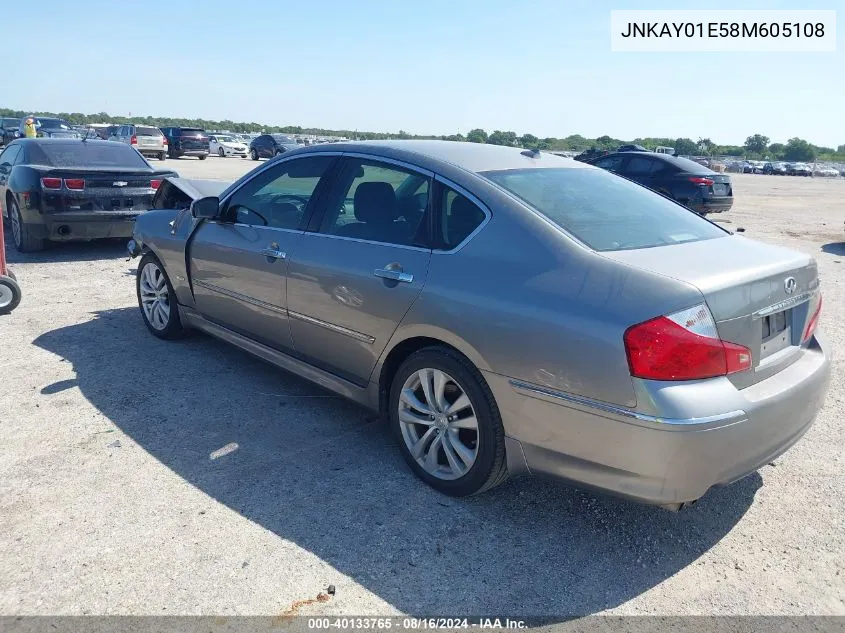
[{"left": 190, "top": 196, "right": 220, "bottom": 219}]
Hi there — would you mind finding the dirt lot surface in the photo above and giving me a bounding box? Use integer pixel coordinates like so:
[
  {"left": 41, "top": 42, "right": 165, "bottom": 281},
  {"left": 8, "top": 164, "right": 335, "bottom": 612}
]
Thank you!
[{"left": 1, "top": 158, "right": 844, "bottom": 618}]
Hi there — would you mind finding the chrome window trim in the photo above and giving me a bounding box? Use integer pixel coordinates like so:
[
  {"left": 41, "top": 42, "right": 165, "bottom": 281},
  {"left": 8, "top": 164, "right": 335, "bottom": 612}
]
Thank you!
[
  {"left": 431, "top": 175, "right": 492, "bottom": 255},
  {"left": 299, "top": 231, "right": 431, "bottom": 253},
  {"left": 288, "top": 310, "right": 376, "bottom": 344},
  {"left": 339, "top": 152, "right": 435, "bottom": 178},
  {"left": 194, "top": 279, "right": 287, "bottom": 316},
  {"left": 509, "top": 379, "right": 747, "bottom": 429}
]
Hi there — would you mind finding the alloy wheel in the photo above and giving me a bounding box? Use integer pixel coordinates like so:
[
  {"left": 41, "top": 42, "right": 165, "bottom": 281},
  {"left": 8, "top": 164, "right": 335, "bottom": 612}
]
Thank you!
[
  {"left": 10, "top": 203, "right": 21, "bottom": 248},
  {"left": 139, "top": 261, "right": 171, "bottom": 330},
  {"left": 398, "top": 368, "right": 479, "bottom": 480}
]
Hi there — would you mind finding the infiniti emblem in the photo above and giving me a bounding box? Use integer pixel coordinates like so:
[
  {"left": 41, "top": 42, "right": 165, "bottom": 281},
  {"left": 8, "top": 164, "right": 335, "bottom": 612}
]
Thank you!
[
  {"left": 784, "top": 277, "right": 797, "bottom": 294},
  {"left": 112, "top": 181, "right": 128, "bottom": 187}
]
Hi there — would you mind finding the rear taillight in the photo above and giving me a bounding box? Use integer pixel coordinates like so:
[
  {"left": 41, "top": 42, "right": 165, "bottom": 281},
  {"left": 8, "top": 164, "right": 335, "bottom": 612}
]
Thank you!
[
  {"left": 130, "top": 135, "right": 138, "bottom": 145},
  {"left": 624, "top": 304, "right": 752, "bottom": 381},
  {"left": 802, "top": 294, "right": 822, "bottom": 343},
  {"left": 162, "top": 137, "right": 168, "bottom": 146},
  {"left": 40, "top": 177, "right": 62, "bottom": 189},
  {"left": 150, "top": 179, "right": 161, "bottom": 190},
  {"left": 688, "top": 176, "right": 714, "bottom": 186},
  {"left": 64, "top": 178, "right": 85, "bottom": 190}
]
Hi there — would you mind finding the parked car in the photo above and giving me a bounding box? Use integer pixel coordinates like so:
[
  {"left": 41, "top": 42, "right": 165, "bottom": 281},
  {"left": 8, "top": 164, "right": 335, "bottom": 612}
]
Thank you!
[
  {"left": 590, "top": 151, "right": 733, "bottom": 215},
  {"left": 813, "top": 166, "right": 839, "bottom": 178},
  {"left": 0, "top": 138, "right": 176, "bottom": 252},
  {"left": 96, "top": 125, "right": 120, "bottom": 141},
  {"left": 763, "top": 162, "right": 788, "bottom": 175},
  {"left": 1, "top": 118, "right": 21, "bottom": 146},
  {"left": 18, "top": 116, "right": 80, "bottom": 139},
  {"left": 249, "top": 134, "right": 300, "bottom": 160},
  {"left": 126, "top": 140, "right": 829, "bottom": 508},
  {"left": 573, "top": 147, "right": 609, "bottom": 163},
  {"left": 617, "top": 144, "right": 648, "bottom": 152},
  {"left": 787, "top": 162, "right": 812, "bottom": 177},
  {"left": 160, "top": 127, "right": 209, "bottom": 160},
  {"left": 209, "top": 134, "right": 249, "bottom": 158},
  {"left": 109, "top": 125, "right": 168, "bottom": 161}
]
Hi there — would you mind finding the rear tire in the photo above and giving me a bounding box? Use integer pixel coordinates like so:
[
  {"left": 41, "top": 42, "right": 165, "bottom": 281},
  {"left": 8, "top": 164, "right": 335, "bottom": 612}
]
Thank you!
[
  {"left": 198, "top": 154, "right": 207, "bottom": 161},
  {"left": 0, "top": 275, "right": 22, "bottom": 314},
  {"left": 8, "top": 198, "right": 43, "bottom": 253},
  {"left": 136, "top": 252, "right": 185, "bottom": 340},
  {"left": 158, "top": 152, "right": 166, "bottom": 161},
  {"left": 389, "top": 346, "right": 508, "bottom": 496}
]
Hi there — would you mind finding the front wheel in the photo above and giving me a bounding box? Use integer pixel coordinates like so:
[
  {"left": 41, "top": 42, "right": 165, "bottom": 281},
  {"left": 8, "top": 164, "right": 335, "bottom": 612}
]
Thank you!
[
  {"left": 390, "top": 347, "right": 508, "bottom": 496},
  {"left": 250, "top": 148, "right": 258, "bottom": 161},
  {"left": 136, "top": 252, "right": 185, "bottom": 339},
  {"left": 218, "top": 147, "right": 225, "bottom": 157},
  {"left": 0, "top": 275, "right": 22, "bottom": 314}
]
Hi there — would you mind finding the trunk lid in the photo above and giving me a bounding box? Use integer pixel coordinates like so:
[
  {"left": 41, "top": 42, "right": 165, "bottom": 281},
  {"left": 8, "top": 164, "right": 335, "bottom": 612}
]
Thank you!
[
  {"left": 37, "top": 167, "right": 176, "bottom": 214},
  {"left": 605, "top": 235, "right": 820, "bottom": 387}
]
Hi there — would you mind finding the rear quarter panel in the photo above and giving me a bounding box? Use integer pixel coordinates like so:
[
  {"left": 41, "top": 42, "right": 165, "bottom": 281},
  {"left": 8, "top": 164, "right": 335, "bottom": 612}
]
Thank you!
[{"left": 386, "top": 177, "right": 706, "bottom": 411}]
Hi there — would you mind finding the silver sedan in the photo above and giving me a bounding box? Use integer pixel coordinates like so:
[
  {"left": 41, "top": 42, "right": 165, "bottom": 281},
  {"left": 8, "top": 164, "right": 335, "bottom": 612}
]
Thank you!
[{"left": 128, "top": 141, "right": 830, "bottom": 509}]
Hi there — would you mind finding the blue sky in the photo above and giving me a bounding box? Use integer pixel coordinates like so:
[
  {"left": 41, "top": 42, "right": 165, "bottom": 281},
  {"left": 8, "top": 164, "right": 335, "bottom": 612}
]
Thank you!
[{"left": 6, "top": 0, "right": 841, "bottom": 146}]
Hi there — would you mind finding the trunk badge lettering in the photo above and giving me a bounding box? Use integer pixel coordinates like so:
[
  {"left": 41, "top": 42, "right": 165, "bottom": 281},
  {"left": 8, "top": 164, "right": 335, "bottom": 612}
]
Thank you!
[
  {"left": 784, "top": 277, "right": 797, "bottom": 294},
  {"left": 113, "top": 181, "right": 128, "bottom": 187}
]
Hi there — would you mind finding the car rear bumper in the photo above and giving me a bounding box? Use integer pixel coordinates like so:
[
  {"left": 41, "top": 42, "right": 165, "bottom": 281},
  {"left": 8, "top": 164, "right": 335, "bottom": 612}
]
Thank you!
[
  {"left": 690, "top": 197, "right": 733, "bottom": 214},
  {"left": 173, "top": 149, "right": 209, "bottom": 157},
  {"left": 486, "top": 334, "right": 830, "bottom": 506},
  {"left": 35, "top": 213, "right": 141, "bottom": 240}
]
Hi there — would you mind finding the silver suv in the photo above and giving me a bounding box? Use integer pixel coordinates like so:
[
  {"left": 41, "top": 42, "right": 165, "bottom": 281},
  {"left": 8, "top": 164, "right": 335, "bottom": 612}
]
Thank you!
[{"left": 109, "top": 125, "right": 168, "bottom": 161}]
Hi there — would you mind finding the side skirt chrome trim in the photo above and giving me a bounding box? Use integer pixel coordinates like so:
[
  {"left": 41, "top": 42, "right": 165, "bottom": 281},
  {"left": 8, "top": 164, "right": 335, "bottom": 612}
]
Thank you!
[
  {"left": 509, "top": 379, "right": 747, "bottom": 428},
  {"left": 193, "top": 279, "right": 287, "bottom": 316},
  {"left": 181, "top": 308, "right": 374, "bottom": 410},
  {"left": 288, "top": 310, "right": 376, "bottom": 344}
]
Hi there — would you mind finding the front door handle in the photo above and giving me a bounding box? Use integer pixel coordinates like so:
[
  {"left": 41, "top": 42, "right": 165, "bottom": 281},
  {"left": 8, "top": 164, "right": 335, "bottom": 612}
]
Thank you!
[
  {"left": 374, "top": 268, "right": 413, "bottom": 283},
  {"left": 261, "top": 243, "right": 286, "bottom": 260}
]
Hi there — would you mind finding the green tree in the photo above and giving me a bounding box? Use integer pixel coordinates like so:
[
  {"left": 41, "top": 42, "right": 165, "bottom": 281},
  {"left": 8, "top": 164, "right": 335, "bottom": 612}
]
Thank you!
[
  {"left": 467, "top": 128, "right": 488, "bottom": 143},
  {"left": 487, "top": 130, "right": 517, "bottom": 146},
  {"left": 743, "top": 134, "right": 770, "bottom": 158},
  {"left": 767, "top": 143, "right": 786, "bottom": 158},
  {"left": 672, "top": 138, "right": 698, "bottom": 156},
  {"left": 783, "top": 137, "right": 816, "bottom": 162},
  {"left": 519, "top": 133, "right": 539, "bottom": 148},
  {"left": 837, "top": 144, "right": 845, "bottom": 154}
]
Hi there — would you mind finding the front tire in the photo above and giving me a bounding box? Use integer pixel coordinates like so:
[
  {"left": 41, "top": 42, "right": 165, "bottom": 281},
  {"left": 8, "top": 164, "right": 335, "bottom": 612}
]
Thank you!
[
  {"left": 389, "top": 347, "right": 508, "bottom": 496},
  {"left": 8, "top": 197, "right": 43, "bottom": 252},
  {"left": 250, "top": 148, "right": 258, "bottom": 161},
  {"left": 136, "top": 252, "right": 185, "bottom": 340},
  {"left": 218, "top": 147, "right": 225, "bottom": 157}
]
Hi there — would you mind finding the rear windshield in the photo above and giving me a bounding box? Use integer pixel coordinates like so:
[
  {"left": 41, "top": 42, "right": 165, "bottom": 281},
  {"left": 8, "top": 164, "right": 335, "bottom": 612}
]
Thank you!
[
  {"left": 28, "top": 142, "right": 150, "bottom": 168},
  {"left": 136, "top": 126, "right": 162, "bottom": 136},
  {"left": 665, "top": 156, "right": 714, "bottom": 174},
  {"left": 33, "top": 118, "right": 72, "bottom": 129},
  {"left": 481, "top": 167, "right": 728, "bottom": 252},
  {"left": 2, "top": 118, "right": 19, "bottom": 127},
  {"left": 179, "top": 128, "right": 206, "bottom": 135}
]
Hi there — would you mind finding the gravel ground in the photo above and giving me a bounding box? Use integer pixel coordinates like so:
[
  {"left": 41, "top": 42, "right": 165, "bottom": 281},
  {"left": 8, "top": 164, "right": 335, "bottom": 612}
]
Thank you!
[{"left": 1, "top": 158, "right": 843, "bottom": 618}]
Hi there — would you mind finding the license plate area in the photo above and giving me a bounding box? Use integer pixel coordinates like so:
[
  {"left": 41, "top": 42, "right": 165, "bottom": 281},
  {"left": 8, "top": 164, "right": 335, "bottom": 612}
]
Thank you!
[
  {"left": 713, "top": 184, "right": 728, "bottom": 196},
  {"left": 760, "top": 309, "right": 792, "bottom": 358}
]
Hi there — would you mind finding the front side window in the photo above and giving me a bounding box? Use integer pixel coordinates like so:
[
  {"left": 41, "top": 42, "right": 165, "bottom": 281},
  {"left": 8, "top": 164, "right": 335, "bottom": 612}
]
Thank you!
[
  {"left": 224, "top": 156, "right": 335, "bottom": 230},
  {"left": 318, "top": 159, "right": 430, "bottom": 247},
  {"left": 481, "top": 167, "right": 728, "bottom": 252}
]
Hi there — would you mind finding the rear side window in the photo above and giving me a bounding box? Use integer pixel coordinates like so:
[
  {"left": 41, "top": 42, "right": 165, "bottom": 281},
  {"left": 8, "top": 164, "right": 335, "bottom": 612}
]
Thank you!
[
  {"left": 592, "top": 155, "right": 623, "bottom": 172},
  {"left": 625, "top": 156, "right": 659, "bottom": 175},
  {"left": 29, "top": 143, "right": 150, "bottom": 168},
  {"left": 0, "top": 145, "right": 21, "bottom": 166},
  {"left": 481, "top": 168, "right": 727, "bottom": 252},
  {"left": 437, "top": 186, "right": 486, "bottom": 249}
]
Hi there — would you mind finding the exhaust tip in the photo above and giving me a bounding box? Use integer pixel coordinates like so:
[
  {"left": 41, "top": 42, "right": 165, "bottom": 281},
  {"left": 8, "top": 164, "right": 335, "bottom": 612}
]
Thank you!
[
  {"left": 659, "top": 499, "right": 698, "bottom": 512},
  {"left": 57, "top": 225, "right": 71, "bottom": 236}
]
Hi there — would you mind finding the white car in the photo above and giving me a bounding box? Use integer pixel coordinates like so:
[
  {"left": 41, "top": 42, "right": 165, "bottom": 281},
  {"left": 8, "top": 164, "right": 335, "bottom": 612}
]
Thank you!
[{"left": 209, "top": 134, "right": 249, "bottom": 158}]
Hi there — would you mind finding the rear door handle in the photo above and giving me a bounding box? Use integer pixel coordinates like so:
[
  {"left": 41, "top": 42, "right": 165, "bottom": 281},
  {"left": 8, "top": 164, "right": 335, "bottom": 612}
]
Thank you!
[
  {"left": 374, "top": 268, "right": 413, "bottom": 283},
  {"left": 261, "top": 247, "right": 286, "bottom": 260}
]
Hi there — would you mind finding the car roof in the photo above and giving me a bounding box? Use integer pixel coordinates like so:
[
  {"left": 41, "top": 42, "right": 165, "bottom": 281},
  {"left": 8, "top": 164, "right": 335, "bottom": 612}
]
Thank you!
[{"left": 302, "top": 140, "right": 592, "bottom": 174}]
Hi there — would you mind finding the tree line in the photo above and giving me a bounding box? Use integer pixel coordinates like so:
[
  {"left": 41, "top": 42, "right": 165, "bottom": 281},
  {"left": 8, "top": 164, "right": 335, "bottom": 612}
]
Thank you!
[{"left": 2, "top": 107, "right": 841, "bottom": 162}]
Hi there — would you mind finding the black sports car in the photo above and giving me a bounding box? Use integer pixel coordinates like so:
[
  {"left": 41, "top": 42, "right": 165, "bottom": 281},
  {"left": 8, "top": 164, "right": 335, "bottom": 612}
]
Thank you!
[{"left": 0, "top": 138, "right": 177, "bottom": 252}]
